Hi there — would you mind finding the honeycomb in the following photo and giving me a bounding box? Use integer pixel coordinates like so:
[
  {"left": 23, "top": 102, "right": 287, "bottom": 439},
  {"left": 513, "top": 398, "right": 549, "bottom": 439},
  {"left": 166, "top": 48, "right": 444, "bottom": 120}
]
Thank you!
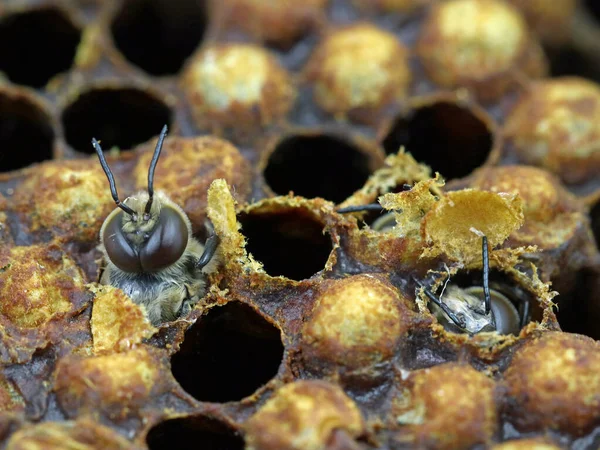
[{"left": 0, "top": 0, "right": 599, "bottom": 449}]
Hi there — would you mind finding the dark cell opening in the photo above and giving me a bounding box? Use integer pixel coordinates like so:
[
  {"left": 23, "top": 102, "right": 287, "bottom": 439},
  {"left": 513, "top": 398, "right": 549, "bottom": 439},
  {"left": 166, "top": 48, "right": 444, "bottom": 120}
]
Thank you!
[
  {"left": 586, "top": 0, "right": 600, "bottom": 24},
  {"left": 383, "top": 102, "right": 493, "bottom": 180},
  {"left": 555, "top": 269, "right": 600, "bottom": 340},
  {"left": 61, "top": 88, "right": 172, "bottom": 153},
  {"left": 0, "top": 93, "right": 54, "bottom": 172},
  {"left": 546, "top": 46, "right": 600, "bottom": 81},
  {"left": 592, "top": 200, "right": 600, "bottom": 250},
  {"left": 423, "top": 269, "right": 538, "bottom": 336},
  {"left": 239, "top": 208, "right": 333, "bottom": 280},
  {"left": 264, "top": 134, "right": 372, "bottom": 204},
  {"left": 111, "top": 0, "right": 207, "bottom": 75},
  {"left": 0, "top": 8, "right": 81, "bottom": 88},
  {"left": 147, "top": 416, "right": 244, "bottom": 450},
  {"left": 171, "top": 302, "right": 283, "bottom": 403}
]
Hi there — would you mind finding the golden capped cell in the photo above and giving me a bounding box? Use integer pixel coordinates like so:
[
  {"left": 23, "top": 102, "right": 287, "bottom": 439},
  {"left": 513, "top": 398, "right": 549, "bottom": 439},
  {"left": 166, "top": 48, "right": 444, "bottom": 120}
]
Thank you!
[
  {"left": 490, "top": 438, "right": 563, "bottom": 450},
  {"left": 507, "top": 0, "right": 576, "bottom": 46},
  {"left": 302, "top": 274, "right": 412, "bottom": 368},
  {"left": 0, "top": 244, "right": 87, "bottom": 330},
  {"left": 14, "top": 159, "right": 113, "bottom": 242},
  {"left": 468, "top": 165, "right": 583, "bottom": 248},
  {"left": 90, "top": 285, "right": 156, "bottom": 355},
  {"left": 223, "top": 0, "right": 327, "bottom": 48},
  {"left": 182, "top": 44, "right": 296, "bottom": 135},
  {"left": 504, "top": 77, "right": 600, "bottom": 185},
  {"left": 54, "top": 347, "right": 165, "bottom": 420},
  {"left": 503, "top": 332, "right": 600, "bottom": 434},
  {"left": 416, "top": 0, "right": 547, "bottom": 102},
  {"left": 305, "top": 23, "right": 411, "bottom": 122},
  {"left": 5, "top": 419, "right": 133, "bottom": 450},
  {"left": 393, "top": 363, "right": 498, "bottom": 449},
  {"left": 134, "top": 135, "right": 252, "bottom": 231},
  {"left": 245, "top": 380, "right": 364, "bottom": 450},
  {"left": 352, "top": 0, "right": 431, "bottom": 13}
]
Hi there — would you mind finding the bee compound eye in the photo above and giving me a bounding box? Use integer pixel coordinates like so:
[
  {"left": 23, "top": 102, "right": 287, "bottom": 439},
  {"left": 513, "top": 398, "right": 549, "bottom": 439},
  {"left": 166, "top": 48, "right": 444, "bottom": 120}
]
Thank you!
[
  {"left": 102, "top": 211, "right": 143, "bottom": 273},
  {"left": 139, "top": 206, "right": 189, "bottom": 272}
]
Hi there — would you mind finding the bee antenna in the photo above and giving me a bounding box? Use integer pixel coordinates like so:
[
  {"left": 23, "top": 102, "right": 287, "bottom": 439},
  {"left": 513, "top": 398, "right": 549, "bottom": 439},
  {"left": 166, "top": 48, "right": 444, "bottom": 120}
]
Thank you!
[
  {"left": 482, "top": 235, "right": 491, "bottom": 315},
  {"left": 145, "top": 124, "right": 168, "bottom": 215},
  {"left": 337, "top": 203, "right": 384, "bottom": 214},
  {"left": 413, "top": 277, "right": 466, "bottom": 329},
  {"left": 92, "top": 137, "right": 137, "bottom": 217}
]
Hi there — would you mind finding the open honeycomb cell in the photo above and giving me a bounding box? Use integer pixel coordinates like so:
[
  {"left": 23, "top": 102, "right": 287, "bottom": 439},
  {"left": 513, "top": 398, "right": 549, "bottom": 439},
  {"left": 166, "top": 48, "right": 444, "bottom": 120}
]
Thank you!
[{"left": 0, "top": 0, "right": 599, "bottom": 449}]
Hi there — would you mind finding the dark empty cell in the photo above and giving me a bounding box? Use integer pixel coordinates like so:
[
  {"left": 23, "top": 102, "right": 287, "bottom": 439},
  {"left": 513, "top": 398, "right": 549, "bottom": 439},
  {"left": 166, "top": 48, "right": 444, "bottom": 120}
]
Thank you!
[
  {"left": 555, "top": 269, "right": 600, "bottom": 340},
  {"left": 0, "top": 8, "right": 81, "bottom": 88},
  {"left": 239, "top": 209, "right": 332, "bottom": 280},
  {"left": 264, "top": 135, "right": 372, "bottom": 204},
  {"left": 171, "top": 302, "right": 283, "bottom": 403},
  {"left": 586, "top": 0, "right": 600, "bottom": 23},
  {"left": 147, "top": 416, "right": 244, "bottom": 450},
  {"left": 383, "top": 102, "right": 493, "bottom": 180},
  {"left": 0, "top": 94, "right": 54, "bottom": 172},
  {"left": 111, "top": 0, "right": 207, "bottom": 75},
  {"left": 61, "top": 88, "right": 172, "bottom": 153},
  {"left": 592, "top": 200, "right": 600, "bottom": 249}
]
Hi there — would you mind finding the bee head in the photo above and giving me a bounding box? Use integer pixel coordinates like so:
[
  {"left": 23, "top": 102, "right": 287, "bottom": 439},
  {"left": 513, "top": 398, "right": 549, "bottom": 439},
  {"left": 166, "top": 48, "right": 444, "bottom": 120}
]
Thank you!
[{"left": 93, "top": 125, "right": 191, "bottom": 273}]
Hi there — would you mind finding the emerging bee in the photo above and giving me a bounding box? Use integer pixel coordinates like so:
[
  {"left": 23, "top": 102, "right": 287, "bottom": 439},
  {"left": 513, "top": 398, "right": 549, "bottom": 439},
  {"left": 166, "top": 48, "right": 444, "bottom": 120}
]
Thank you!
[
  {"left": 338, "top": 202, "right": 529, "bottom": 335},
  {"left": 93, "top": 125, "right": 219, "bottom": 326}
]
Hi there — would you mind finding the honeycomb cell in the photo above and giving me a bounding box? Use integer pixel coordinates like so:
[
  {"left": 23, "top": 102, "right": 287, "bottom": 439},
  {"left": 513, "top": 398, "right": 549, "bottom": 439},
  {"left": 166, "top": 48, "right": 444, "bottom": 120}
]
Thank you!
[
  {"left": 55, "top": 346, "right": 166, "bottom": 420},
  {"left": 0, "top": 244, "right": 87, "bottom": 330},
  {"left": 304, "top": 23, "right": 411, "bottom": 122},
  {"left": 392, "top": 363, "right": 498, "bottom": 450},
  {"left": 263, "top": 132, "right": 381, "bottom": 203},
  {"left": 0, "top": 87, "right": 54, "bottom": 172},
  {"left": 5, "top": 419, "right": 134, "bottom": 450},
  {"left": 416, "top": 0, "right": 547, "bottom": 102},
  {"left": 171, "top": 302, "right": 283, "bottom": 403},
  {"left": 223, "top": 0, "right": 327, "bottom": 48},
  {"left": 238, "top": 206, "right": 333, "bottom": 280},
  {"left": 134, "top": 135, "right": 252, "bottom": 232},
  {"left": 381, "top": 98, "right": 495, "bottom": 180},
  {"left": 245, "top": 380, "right": 364, "bottom": 450},
  {"left": 146, "top": 416, "right": 244, "bottom": 450},
  {"left": 507, "top": 0, "right": 576, "bottom": 46},
  {"left": 182, "top": 44, "right": 296, "bottom": 135},
  {"left": 0, "top": 7, "right": 81, "bottom": 88},
  {"left": 14, "top": 159, "right": 113, "bottom": 242},
  {"left": 61, "top": 86, "right": 172, "bottom": 154},
  {"left": 490, "top": 438, "right": 563, "bottom": 450},
  {"left": 468, "top": 165, "right": 582, "bottom": 247},
  {"left": 111, "top": 0, "right": 207, "bottom": 75},
  {"left": 90, "top": 285, "right": 156, "bottom": 354},
  {"left": 504, "top": 332, "right": 600, "bottom": 434},
  {"left": 504, "top": 77, "right": 600, "bottom": 185},
  {"left": 302, "top": 274, "right": 413, "bottom": 369}
]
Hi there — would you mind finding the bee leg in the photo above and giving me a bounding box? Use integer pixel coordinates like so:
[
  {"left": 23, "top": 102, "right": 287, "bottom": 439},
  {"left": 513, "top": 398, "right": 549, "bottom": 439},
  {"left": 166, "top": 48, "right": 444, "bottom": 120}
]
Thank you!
[
  {"left": 519, "top": 297, "right": 530, "bottom": 329},
  {"left": 179, "top": 285, "right": 195, "bottom": 318},
  {"left": 413, "top": 277, "right": 466, "bottom": 329},
  {"left": 196, "top": 219, "right": 219, "bottom": 270}
]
